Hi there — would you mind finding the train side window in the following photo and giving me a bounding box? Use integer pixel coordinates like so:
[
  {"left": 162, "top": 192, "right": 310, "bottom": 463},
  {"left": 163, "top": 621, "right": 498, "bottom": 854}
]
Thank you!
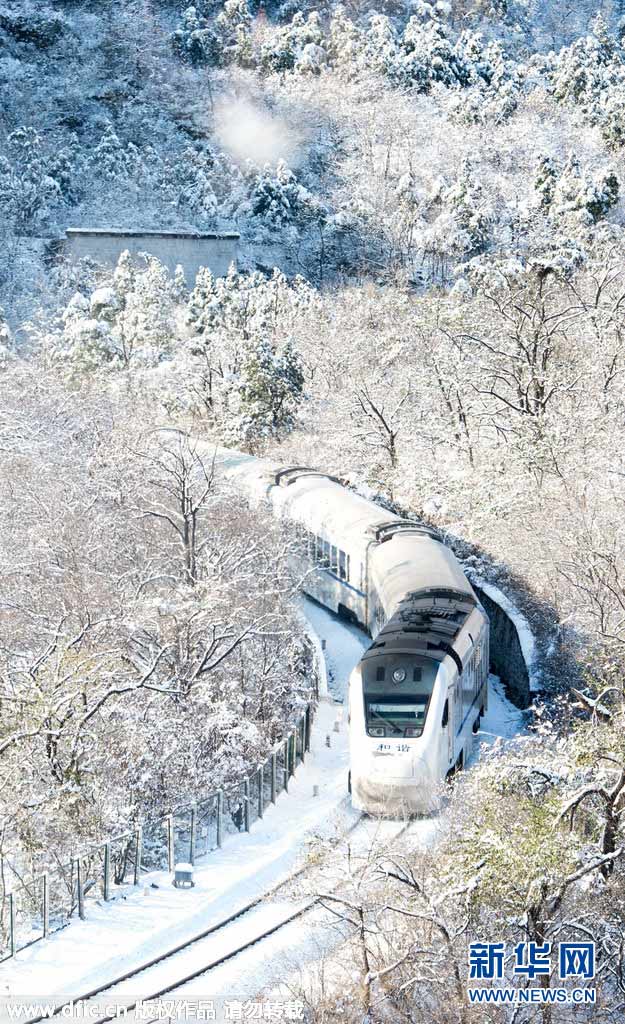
[
  {"left": 315, "top": 536, "right": 324, "bottom": 562},
  {"left": 441, "top": 699, "right": 449, "bottom": 728},
  {"left": 346, "top": 554, "right": 351, "bottom": 581},
  {"left": 330, "top": 545, "right": 338, "bottom": 572},
  {"left": 338, "top": 550, "right": 347, "bottom": 580},
  {"left": 321, "top": 539, "right": 331, "bottom": 567}
]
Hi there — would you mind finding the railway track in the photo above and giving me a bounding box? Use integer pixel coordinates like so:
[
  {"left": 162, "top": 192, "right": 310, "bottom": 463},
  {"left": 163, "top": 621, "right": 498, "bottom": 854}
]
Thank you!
[{"left": 24, "top": 816, "right": 413, "bottom": 1024}]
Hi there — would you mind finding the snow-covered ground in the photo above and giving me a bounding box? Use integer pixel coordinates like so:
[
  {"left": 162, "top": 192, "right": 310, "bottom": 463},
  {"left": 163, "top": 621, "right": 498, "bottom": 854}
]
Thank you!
[
  {"left": 0, "top": 600, "right": 526, "bottom": 1022},
  {"left": 0, "top": 600, "right": 366, "bottom": 1013}
]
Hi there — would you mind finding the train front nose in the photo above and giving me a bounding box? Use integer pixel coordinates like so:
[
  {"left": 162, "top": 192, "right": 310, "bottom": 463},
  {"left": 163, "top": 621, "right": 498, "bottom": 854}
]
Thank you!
[{"left": 353, "top": 754, "right": 440, "bottom": 817}]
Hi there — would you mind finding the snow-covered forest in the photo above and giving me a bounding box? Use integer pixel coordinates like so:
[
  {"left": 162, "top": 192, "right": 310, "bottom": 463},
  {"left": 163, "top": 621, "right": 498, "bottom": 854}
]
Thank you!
[{"left": 3, "top": 0, "right": 625, "bottom": 1018}]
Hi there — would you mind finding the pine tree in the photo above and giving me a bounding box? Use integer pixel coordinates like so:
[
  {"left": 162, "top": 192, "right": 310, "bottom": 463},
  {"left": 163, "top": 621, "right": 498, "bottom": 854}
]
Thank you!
[
  {"left": 52, "top": 253, "right": 177, "bottom": 372},
  {"left": 534, "top": 156, "right": 558, "bottom": 209},
  {"left": 89, "top": 124, "right": 143, "bottom": 183},
  {"left": 248, "top": 160, "right": 317, "bottom": 231},
  {"left": 172, "top": 265, "right": 188, "bottom": 304},
  {"left": 183, "top": 267, "right": 316, "bottom": 426},
  {"left": 227, "top": 336, "right": 305, "bottom": 447},
  {"left": 0, "top": 127, "right": 64, "bottom": 235},
  {"left": 172, "top": 5, "right": 223, "bottom": 68},
  {"left": 0, "top": 307, "right": 13, "bottom": 364},
  {"left": 548, "top": 153, "right": 620, "bottom": 226},
  {"left": 444, "top": 157, "right": 490, "bottom": 256}
]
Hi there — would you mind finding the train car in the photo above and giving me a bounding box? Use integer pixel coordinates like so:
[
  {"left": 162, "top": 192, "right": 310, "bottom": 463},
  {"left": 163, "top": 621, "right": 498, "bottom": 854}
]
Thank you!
[
  {"left": 349, "top": 526, "right": 488, "bottom": 815},
  {"left": 177, "top": 437, "right": 489, "bottom": 817}
]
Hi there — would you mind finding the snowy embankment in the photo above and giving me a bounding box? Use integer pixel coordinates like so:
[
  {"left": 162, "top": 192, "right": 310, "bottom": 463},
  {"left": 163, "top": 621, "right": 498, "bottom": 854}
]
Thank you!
[
  {"left": 0, "top": 601, "right": 366, "bottom": 1004},
  {"left": 1, "top": 599, "right": 526, "bottom": 1008}
]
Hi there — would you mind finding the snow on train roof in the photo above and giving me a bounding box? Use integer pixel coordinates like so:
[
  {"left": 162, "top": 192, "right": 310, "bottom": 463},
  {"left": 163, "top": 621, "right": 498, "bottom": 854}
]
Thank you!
[
  {"left": 206, "top": 446, "right": 397, "bottom": 542},
  {"left": 271, "top": 474, "right": 401, "bottom": 543},
  {"left": 371, "top": 532, "right": 476, "bottom": 609}
]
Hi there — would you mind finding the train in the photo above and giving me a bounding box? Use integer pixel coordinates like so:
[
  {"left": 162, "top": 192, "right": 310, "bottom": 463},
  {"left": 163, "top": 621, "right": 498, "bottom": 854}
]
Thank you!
[{"left": 176, "top": 436, "right": 490, "bottom": 816}]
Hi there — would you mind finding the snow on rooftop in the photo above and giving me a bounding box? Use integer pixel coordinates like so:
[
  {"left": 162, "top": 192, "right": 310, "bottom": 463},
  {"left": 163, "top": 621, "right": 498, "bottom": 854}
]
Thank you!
[{"left": 66, "top": 228, "right": 240, "bottom": 239}]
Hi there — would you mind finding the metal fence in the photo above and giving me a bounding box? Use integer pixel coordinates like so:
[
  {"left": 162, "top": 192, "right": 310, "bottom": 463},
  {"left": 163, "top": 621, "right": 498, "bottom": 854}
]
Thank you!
[{"left": 0, "top": 704, "right": 313, "bottom": 961}]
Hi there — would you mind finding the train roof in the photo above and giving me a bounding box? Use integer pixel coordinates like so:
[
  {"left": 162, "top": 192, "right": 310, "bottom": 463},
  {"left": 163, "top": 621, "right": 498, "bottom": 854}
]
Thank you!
[
  {"left": 212, "top": 451, "right": 393, "bottom": 542},
  {"left": 370, "top": 532, "right": 476, "bottom": 606},
  {"left": 270, "top": 474, "right": 403, "bottom": 546}
]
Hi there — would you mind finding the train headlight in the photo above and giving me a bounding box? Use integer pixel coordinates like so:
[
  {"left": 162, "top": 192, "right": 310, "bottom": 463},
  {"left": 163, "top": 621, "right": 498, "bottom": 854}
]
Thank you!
[
  {"left": 404, "top": 727, "right": 421, "bottom": 737},
  {"left": 392, "top": 668, "right": 407, "bottom": 684}
]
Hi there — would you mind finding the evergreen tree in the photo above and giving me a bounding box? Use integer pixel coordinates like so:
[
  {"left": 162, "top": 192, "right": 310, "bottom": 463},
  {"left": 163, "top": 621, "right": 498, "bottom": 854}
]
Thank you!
[
  {"left": 227, "top": 336, "right": 305, "bottom": 447},
  {"left": 0, "top": 127, "right": 64, "bottom": 235},
  {"left": 547, "top": 153, "right": 620, "bottom": 226},
  {"left": 248, "top": 160, "right": 317, "bottom": 231},
  {"left": 51, "top": 253, "right": 177, "bottom": 372},
  {"left": 0, "top": 307, "right": 13, "bottom": 364},
  {"left": 534, "top": 155, "right": 558, "bottom": 209},
  {"left": 89, "top": 124, "right": 143, "bottom": 183},
  {"left": 172, "top": 5, "right": 223, "bottom": 67}
]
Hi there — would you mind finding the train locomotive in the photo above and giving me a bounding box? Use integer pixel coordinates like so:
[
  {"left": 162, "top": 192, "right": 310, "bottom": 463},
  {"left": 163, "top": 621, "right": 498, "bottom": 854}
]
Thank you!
[{"left": 189, "top": 440, "right": 490, "bottom": 816}]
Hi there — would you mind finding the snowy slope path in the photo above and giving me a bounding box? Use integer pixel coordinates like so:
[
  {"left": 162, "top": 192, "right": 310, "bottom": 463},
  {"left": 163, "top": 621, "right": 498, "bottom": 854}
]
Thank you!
[
  {"left": 0, "top": 601, "right": 367, "bottom": 1013},
  {"left": 1, "top": 601, "right": 525, "bottom": 1021},
  {"left": 25, "top": 816, "right": 415, "bottom": 1024}
]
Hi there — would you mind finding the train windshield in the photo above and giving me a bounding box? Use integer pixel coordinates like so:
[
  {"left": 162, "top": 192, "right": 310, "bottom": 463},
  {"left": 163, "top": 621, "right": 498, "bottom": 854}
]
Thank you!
[
  {"left": 362, "top": 658, "right": 438, "bottom": 738},
  {"left": 367, "top": 699, "right": 428, "bottom": 737}
]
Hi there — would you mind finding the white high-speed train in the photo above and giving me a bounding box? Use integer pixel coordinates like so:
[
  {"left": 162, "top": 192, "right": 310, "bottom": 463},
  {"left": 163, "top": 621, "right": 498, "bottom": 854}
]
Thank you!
[{"left": 188, "top": 440, "right": 489, "bottom": 816}]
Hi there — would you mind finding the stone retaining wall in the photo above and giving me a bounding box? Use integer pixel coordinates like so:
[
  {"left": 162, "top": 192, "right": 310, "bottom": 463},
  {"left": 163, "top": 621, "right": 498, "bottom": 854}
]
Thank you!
[
  {"left": 473, "top": 584, "right": 531, "bottom": 709},
  {"left": 61, "top": 229, "right": 239, "bottom": 284}
]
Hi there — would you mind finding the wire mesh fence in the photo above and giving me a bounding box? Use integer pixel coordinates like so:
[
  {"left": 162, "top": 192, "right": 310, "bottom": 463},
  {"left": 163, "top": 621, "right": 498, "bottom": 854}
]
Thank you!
[{"left": 0, "top": 703, "right": 314, "bottom": 960}]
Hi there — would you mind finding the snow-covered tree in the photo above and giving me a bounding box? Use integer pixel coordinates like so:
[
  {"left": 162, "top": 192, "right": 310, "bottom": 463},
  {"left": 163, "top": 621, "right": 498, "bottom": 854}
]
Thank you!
[
  {"left": 0, "top": 307, "right": 13, "bottom": 364},
  {"left": 225, "top": 336, "right": 305, "bottom": 447},
  {"left": 0, "top": 127, "right": 65, "bottom": 235},
  {"left": 172, "top": 5, "right": 223, "bottom": 67},
  {"left": 247, "top": 159, "right": 320, "bottom": 232},
  {"left": 88, "top": 123, "right": 144, "bottom": 184},
  {"left": 536, "top": 152, "right": 620, "bottom": 227},
  {"left": 179, "top": 266, "right": 313, "bottom": 436},
  {"left": 48, "top": 252, "right": 177, "bottom": 373}
]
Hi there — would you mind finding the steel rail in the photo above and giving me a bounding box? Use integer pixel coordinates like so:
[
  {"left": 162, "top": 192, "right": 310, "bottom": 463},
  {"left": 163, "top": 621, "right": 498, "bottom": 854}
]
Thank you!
[{"left": 23, "top": 815, "right": 412, "bottom": 1024}]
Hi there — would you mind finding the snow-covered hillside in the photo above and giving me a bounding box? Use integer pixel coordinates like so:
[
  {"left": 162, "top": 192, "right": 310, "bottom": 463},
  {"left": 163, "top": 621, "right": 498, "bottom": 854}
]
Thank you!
[{"left": 2, "top": 1, "right": 625, "bottom": 1019}]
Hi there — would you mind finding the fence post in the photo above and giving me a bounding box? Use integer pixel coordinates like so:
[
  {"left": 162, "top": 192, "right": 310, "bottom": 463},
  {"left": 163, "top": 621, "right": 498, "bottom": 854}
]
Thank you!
[
  {"left": 9, "top": 893, "right": 14, "bottom": 957},
  {"left": 216, "top": 791, "right": 223, "bottom": 849},
  {"left": 76, "top": 859, "right": 85, "bottom": 920},
  {"left": 305, "top": 705, "right": 311, "bottom": 752},
  {"left": 284, "top": 739, "right": 289, "bottom": 792},
  {"left": 289, "top": 732, "right": 296, "bottom": 777},
  {"left": 190, "top": 805, "right": 197, "bottom": 866},
  {"left": 243, "top": 779, "right": 250, "bottom": 832},
  {"left": 42, "top": 873, "right": 49, "bottom": 939},
  {"left": 134, "top": 827, "right": 143, "bottom": 885},
  {"left": 166, "top": 815, "right": 174, "bottom": 872},
  {"left": 257, "top": 766, "right": 264, "bottom": 820},
  {"left": 271, "top": 753, "right": 277, "bottom": 803},
  {"left": 103, "top": 843, "right": 110, "bottom": 901}
]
